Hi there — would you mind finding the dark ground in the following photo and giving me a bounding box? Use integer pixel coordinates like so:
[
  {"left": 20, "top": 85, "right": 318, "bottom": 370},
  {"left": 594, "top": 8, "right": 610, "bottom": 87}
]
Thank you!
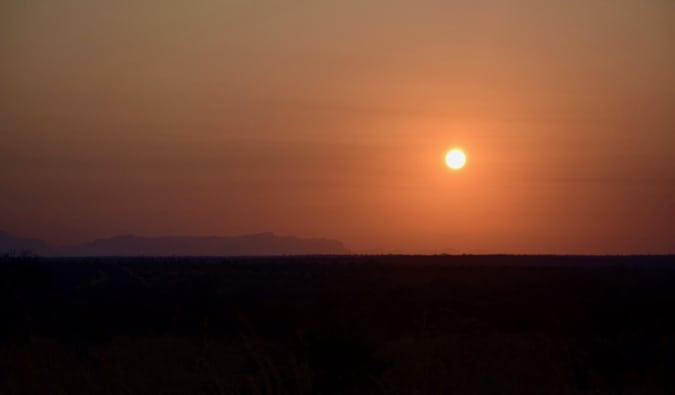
[{"left": 1, "top": 255, "right": 675, "bottom": 394}]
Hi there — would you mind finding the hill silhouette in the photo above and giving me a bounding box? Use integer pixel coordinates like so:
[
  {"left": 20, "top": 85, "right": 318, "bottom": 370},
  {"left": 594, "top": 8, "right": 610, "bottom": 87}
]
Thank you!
[
  {"left": 0, "top": 231, "right": 349, "bottom": 256},
  {"left": 60, "top": 232, "right": 350, "bottom": 256},
  {"left": 0, "top": 230, "right": 52, "bottom": 255}
]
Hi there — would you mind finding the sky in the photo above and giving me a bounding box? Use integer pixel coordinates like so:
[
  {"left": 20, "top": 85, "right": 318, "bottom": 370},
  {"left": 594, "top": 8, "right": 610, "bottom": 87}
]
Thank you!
[{"left": 1, "top": 0, "right": 674, "bottom": 254}]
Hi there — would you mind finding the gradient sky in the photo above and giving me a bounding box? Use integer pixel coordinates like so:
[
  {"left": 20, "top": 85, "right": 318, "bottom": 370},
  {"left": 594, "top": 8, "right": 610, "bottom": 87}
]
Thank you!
[{"left": 2, "top": 0, "right": 674, "bottom": 254}]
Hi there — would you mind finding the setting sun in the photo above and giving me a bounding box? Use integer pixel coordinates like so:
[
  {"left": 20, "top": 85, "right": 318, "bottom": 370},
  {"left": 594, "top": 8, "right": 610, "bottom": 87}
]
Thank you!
[{"left": 445, "top": 149, "right": 467, "bottom": 170}]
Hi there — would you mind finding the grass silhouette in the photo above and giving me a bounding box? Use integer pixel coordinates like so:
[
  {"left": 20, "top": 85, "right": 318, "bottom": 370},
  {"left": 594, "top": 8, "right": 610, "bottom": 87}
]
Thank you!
[{"left": 1, "top": 255, "right": 674, "bottom": 394}]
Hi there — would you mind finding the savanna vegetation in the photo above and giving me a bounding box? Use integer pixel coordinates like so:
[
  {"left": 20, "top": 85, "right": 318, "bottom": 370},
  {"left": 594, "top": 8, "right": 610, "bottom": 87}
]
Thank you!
[{"left": 2, "top": 255, "right": 674, "bottom": 394}]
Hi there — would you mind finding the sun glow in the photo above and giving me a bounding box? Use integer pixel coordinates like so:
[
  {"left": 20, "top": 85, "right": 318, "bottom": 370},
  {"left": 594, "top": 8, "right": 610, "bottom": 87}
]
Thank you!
[{"left": 445, "top": 149, "right": 466, "bottom": 170}]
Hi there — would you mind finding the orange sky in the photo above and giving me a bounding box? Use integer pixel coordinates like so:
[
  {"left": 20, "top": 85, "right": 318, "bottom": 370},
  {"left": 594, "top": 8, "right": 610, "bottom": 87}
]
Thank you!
[{"left": 2, "top": 1, "right": 674, "bottom": 253}]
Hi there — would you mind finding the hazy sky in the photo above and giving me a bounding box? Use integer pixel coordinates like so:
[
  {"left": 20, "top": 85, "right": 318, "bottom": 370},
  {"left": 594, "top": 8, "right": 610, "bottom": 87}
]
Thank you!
[{"left": 2, "top": 0, "right": 674, "bottom": 253}]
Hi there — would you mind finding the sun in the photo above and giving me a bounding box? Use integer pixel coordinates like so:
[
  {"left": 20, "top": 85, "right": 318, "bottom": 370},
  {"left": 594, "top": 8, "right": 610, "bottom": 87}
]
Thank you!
[{"left": 445, "top": 149, "right": 466, "bottom": 170}]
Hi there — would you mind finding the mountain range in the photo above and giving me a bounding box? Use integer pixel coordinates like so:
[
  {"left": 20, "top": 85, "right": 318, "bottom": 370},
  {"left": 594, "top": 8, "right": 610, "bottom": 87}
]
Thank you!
[{"left": 0, "top": 231, "right": 350, "bottom": 256}]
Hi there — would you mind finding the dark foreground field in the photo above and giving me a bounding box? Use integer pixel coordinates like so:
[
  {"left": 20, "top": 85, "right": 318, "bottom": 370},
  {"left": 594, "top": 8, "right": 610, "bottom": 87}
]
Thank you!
[{"left": 2, "top": 255, "right": 675, "bottom": 394}]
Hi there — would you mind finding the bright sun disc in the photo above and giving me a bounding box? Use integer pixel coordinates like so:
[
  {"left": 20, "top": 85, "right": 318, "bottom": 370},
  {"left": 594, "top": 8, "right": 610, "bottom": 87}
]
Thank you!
[{"left": 445, "top": 149, "right": 466, "bottom": 170}]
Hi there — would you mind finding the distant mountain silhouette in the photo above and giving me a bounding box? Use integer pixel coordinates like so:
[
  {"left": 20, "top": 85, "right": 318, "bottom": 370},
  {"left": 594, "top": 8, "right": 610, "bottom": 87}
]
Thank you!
[
  {"left": 0, "top": 230, "right": 53, "bottom": 255},
  {"left": 59, "top": 232, "right": 349, "bottom": 256}
]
